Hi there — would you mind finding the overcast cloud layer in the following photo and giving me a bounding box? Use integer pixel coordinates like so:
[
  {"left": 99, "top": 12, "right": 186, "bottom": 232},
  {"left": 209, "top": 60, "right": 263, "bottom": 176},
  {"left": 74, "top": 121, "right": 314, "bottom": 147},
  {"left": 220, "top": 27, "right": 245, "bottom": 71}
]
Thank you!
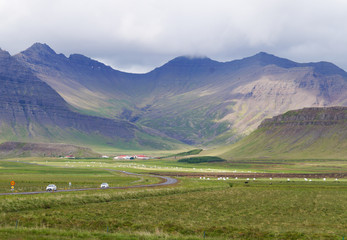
[{"left": 1, "top": 0, "right": 347, "bottom": 73}]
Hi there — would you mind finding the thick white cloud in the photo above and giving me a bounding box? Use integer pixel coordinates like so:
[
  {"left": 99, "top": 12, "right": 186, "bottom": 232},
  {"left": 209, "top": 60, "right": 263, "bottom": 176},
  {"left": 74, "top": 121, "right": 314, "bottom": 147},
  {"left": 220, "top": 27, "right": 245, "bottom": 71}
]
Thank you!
[{"left": 1, "top": 0, "right": 347, "bottom": 73}]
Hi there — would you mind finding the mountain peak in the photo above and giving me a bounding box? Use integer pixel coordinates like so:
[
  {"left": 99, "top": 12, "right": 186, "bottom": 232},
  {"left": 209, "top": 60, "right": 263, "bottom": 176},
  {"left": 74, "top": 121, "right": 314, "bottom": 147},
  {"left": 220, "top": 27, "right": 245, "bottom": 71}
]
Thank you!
[
  {"left": 250, "top": 51, "right": 285, "bottom": 61},
  {"left": 159, "top": 55, "right": 219, "bottom": 69},
  {"left": 238, "top": 51, "right": 299, "bottom": 69},
  {"left": 21, "top": 43, "right": 57, "bottom": 58},
  {"left": 151, "top": 55, "right": 221, "bottom": 76},
  {"left": 29, "top": 42, "right": 56, "bottom": 53},
  {"left": 15, "top": 42, "right": 67, "bottom": 65},
  {"left": 244, "top": 52, "right": 347, "bottom": 76},
  {"left": 254, "top": 51, "right": 274, "bottom": 57},
  {"left": 169, "top": 55, "right": 214, "bottom": 63}
]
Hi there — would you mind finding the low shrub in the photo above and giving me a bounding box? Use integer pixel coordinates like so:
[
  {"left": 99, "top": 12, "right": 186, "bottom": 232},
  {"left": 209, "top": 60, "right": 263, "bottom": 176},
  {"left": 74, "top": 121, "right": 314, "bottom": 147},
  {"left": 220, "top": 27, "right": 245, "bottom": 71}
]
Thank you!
[{"left": 178, "top": 156, "right": 225, "bottom": 163}]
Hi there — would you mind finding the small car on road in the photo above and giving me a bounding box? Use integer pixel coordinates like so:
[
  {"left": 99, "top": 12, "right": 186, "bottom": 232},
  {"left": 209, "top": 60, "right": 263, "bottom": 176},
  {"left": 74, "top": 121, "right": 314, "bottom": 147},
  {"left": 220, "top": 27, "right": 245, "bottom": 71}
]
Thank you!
[
  {"left": 100, "top": 183, "right": 109, "bottom": 189},
  {"left": 46, "top": 184, "right": 57, "bottom": 191}
]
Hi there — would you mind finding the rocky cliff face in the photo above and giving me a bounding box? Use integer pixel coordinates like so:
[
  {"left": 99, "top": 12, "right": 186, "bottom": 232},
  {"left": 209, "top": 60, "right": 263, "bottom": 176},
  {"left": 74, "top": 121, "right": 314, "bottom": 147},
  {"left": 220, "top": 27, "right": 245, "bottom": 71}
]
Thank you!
[
  {"left": 0, "top": 48, "right": 136, "bottom": 143},
  {"left": 218, "top": 107, "right": 347, "bottom": 159},
  {"left": 0, "top": 48, "right": 65, "bottom": 126},
  {"left": 260, "top": 107, "right": 347, "bottom": 127},
  {"left": 14, "top": 43, "right": 133, "bottom": 117},
  {"left": 14, "top": 43, "right": 347, "bottom": 145}
]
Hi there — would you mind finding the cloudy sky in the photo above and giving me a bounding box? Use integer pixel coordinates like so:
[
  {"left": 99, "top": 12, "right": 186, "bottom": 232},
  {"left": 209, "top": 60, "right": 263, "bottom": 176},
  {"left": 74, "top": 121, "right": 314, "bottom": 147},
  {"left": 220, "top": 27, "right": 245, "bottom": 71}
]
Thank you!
[{"left": 1, "top": 0, "right": 347, "bottom": 73}]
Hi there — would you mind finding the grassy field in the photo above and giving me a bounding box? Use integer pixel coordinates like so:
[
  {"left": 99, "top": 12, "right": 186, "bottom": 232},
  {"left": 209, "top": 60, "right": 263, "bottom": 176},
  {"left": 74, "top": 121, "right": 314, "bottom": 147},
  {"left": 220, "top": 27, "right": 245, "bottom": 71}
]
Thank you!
[
  {"left": 0, "top": 178, "right": 346, "bottom": 239},
  {"left": 21, "top": 156, "right": 347, "bottom": 175},
  {"left": 0, "top": 157, "right": 347, "bottom": 239},
  {"left": 0, "top": 159, "right": 158, "bottom": 193}
]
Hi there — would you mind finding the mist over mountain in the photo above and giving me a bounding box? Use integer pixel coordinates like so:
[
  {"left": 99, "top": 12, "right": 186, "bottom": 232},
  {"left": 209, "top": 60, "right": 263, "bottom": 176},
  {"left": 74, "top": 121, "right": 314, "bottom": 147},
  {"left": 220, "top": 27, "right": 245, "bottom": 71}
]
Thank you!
[{"left": 11, "top": 43, "right": 347, "bottom": 146}]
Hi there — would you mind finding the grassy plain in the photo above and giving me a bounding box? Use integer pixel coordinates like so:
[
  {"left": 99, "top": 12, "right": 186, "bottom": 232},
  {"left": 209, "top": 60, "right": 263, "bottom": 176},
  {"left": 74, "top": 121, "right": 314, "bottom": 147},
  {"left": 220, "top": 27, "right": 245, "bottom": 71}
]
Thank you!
[
  {"left": 0, "top": 157, "right": 347, "bottom": 239},
  {"left": 0, "top": 159, "right": 157, "bottom": 193},
  {"left": 25, "top": 156, "right": 347, "bottom": 175}
]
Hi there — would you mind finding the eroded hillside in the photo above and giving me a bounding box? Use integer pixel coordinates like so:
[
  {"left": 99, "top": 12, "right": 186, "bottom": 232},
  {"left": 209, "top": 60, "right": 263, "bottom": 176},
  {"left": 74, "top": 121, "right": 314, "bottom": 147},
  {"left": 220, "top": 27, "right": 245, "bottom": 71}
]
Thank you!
[
  {"left": 15, "top": 44, "right": 347, "bottom": 145},
  {"left": 216, "top": 107, "right": 347, "bottom": 159},
  {"left": 0, "top": 48, "right": 186, "bottom": 150}
]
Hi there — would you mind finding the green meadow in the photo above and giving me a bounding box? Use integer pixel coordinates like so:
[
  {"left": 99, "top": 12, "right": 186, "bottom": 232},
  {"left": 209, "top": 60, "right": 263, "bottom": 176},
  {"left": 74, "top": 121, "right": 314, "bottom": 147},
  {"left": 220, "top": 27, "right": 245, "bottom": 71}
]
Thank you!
[
  {"left": 0, "top": 157, "right": 346, "bottom": 239},
  {"left": 0, "top": 160, "right": 157, "bottom": 193},
  {"left": 32, "top": 157, "right": 347, "bottom": 175}
]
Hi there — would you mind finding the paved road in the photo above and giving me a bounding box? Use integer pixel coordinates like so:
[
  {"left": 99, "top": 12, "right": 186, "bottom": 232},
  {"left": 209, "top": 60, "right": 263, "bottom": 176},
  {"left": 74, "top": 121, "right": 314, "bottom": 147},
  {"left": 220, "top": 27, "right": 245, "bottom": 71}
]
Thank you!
[{"left": 0, "top": 170, "right": 178, "bottom": 196}]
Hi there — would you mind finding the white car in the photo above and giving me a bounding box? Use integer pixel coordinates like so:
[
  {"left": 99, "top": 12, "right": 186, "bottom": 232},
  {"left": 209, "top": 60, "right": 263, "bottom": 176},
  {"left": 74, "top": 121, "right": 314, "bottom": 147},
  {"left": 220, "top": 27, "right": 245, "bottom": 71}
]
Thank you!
[
  {"left": 100, "top": 183, "right": 109, "bottom": 189},
  {"left": 46, "top": 184, "right": 57, "bottom": 191}
]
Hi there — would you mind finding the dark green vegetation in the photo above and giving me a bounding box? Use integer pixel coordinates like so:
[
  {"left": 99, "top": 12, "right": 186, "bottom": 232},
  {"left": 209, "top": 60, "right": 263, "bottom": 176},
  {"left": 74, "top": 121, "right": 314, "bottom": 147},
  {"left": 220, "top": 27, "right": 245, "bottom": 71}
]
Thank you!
[
  {"left": 178, "top": 156, "right": 225, "bottom": 163},
  {"left": 165, "top": 148, "right": 203, "bottom": 158}
]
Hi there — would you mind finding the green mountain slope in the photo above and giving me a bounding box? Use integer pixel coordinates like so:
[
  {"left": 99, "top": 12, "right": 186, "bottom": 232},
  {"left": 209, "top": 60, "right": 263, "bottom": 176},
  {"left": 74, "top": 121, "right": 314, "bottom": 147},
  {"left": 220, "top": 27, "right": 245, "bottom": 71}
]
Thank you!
[
  {"left": 0, "top": 48, "right": 187, "bottom": 151},
  {"left": 214, "top": 107, "right": 347, "bottom": 159},
  {"left": 0, "top": 141, "right": 100, "bottom": 158},
  {"left": 15, "top": 43, "right": 347, "bottom": 146}
]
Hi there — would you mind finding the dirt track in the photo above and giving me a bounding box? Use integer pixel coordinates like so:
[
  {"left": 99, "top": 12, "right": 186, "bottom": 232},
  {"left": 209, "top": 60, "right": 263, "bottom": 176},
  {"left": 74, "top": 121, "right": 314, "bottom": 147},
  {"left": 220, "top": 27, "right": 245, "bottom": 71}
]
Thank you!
[{"left": 150, "top": 172, "right": 347, "bottom": 179}]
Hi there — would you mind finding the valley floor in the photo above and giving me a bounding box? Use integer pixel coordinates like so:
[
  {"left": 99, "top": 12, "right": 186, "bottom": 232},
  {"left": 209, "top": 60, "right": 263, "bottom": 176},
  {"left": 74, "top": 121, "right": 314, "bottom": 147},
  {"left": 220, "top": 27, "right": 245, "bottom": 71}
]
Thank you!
[{"left": 0, "top": 157, "right": 346, "bottom": 239}]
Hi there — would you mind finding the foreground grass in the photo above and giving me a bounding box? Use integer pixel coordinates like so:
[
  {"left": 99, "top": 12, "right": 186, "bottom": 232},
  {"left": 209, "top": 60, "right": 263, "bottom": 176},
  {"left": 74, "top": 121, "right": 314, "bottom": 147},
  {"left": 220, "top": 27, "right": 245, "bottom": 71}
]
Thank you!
[
  {"left": 0, "top": 227, "right": 210, "bottom": 240},
  {"left": 1, "top": 157, "right": 346, "bottom": 239},
  {"left": 1, "top": 179, "right": 346, "bottom": 239}
]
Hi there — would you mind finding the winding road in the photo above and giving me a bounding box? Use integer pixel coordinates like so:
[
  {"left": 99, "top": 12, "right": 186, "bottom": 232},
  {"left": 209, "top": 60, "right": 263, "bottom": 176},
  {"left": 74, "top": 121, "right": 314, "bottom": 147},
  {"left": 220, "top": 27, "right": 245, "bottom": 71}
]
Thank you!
[{"left": 0, "top": 170, "right": 178, "bottom": 196}]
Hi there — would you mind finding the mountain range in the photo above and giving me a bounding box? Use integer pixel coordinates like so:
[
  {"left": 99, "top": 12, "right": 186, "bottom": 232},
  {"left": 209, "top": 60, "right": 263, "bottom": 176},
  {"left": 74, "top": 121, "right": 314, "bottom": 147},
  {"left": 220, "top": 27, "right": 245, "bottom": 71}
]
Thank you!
[
  {"left": 1, "top": 42, "right": 347, "bottom": 149},
  {"left": 0, "top": 47, "right": 184, "bottom": 150}
]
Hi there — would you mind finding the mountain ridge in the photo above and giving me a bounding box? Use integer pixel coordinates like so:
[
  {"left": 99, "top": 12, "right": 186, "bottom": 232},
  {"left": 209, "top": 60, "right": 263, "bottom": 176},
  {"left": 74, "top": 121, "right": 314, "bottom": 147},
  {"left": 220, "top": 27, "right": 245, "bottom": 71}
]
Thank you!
[
  {"left": 0, "top": 49, "right": 134, "bottom": 139},
  {"left": 13, "top": 43, "right": 347, "bottom": 146},
  {"left": 0, "top": 49, "right": 186, "bottom": 150},
  {"left": 20, "top": 43, "right": 347, "bottom": 75},
  {"left": 260, "top": 106, "right": 347, "bottom": 127}
]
